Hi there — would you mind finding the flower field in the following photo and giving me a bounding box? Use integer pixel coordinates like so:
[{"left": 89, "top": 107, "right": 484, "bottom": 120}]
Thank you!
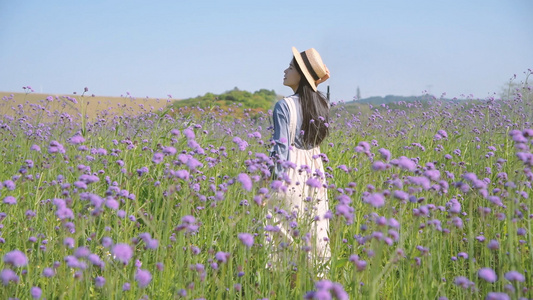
[{"left": 0, "top": 76, "right": 532, "bottom": 299}]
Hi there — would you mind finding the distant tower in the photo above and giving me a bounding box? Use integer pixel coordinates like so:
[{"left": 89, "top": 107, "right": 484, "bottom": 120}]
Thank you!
[{"left": 356, "top": 86, "right": 361, "bottom": 100}]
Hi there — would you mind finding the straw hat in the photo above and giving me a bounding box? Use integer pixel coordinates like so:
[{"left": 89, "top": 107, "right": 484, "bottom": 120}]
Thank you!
[{"left": 292, "top": 47, "right": 328, "bottom": 92}]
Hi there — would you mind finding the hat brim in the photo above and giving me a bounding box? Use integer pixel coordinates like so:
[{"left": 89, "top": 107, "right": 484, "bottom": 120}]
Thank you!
[{"left": 292, "top": 47, "right": 318, "bottom": 92}]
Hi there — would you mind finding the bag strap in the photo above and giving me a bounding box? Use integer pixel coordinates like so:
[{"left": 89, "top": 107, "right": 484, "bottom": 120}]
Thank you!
[{"left": 285, "top": 97, "right": 297, "bottom": 145}]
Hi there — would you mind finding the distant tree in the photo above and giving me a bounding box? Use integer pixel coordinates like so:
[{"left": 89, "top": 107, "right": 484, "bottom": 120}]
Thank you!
[
  {"left": 170, "top": 87, "right": 278, "bottom": 112},
  {"left": 356, "top": 86, "right": 361, "bottom": 100}
]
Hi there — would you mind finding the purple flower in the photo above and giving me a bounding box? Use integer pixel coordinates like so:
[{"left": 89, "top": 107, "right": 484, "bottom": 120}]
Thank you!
[
  {"left": 123, "top": 282, "right": 131, "bottom": 291},
  {"left": 183, "top": 128, "right": 195, "bottom": 139},
  {"left": 391, "top": 156, "right": 417, "bottom": 171},
  {"left": 30, "top": 286, "right": 42, "bottom": 298},
  {"left": 237, "top": 173, "right": 253, "bottom": 192},
  {"left": 69, "top": 135, "right": 85, "bottom": 145},
  {"left": 408, "top": 176, "right": 431, "bottom": 190},
  {"left": 486, "top": 292, "right": 510, "bottom": 300},
  {"left": 447, "top": 198, "right": 461, "bottom": 214},
  {"left": 372, "top": 161, "right": 390, "bottom": 171},
  {"left": 1, "top": 269, "right": 19, "bottom": 285},
  {"left": 305, "top": 280, "right": 349, "bottom": 300},
  {"left": 145, "top": 239, "right": 159, "bottom": 250},
  {"left": 378, "top": 148, "right": 391, "bottom": 161},
  {"left": 215, "top": 251, "right": 230, "bottom": 263},
  {"left": 3, "top": 196, "right": 17, "bottom": 205},
  {"left": 137, "top": 166, "right": 149, "bottom": 176},
  {"left": 170, "top": 129, "right": 180, "bottom": 136},
  {"left": 48, "top": 140, "right": 66, "bottom": 154},
  {"left": 74, "top": 246, "right": 90, "bottom": 258},
  {"left": 174, "top": 169, "right": 190, "bottom": 180},
  {"left": 487, "top": 240, "right": 499, "bottom": 250},
  {"left": 3, "top": 180, "right": 15, "bottom": 190},
  {"left": 95, "top": 276, "right": 106, "bottom": 288},
  {"left": 238, "top": 233, "right": 254, "bottom": 248},
  {"left": 454, "top": 276, "right": 474, "bottom": 289},
  {"left": 364, "top": 193, "right": 385, "bottom": 208},
  {"left": 393, "top": 190, "right": 409, "bottom": 201},
  {"left": 42, "top": 268, "right": 55, "bottom": 277},
  {"left": 191, "top": 246, "right": 201, "bottom": 255},
  {"left": 162, "top": 146, "right": 177, "bottom": 155},
  {"left": 112, "top": 243, "right": 133, "bottom": 265},
  {"left": 452, "top": 217, "right": 463, "bottom": 228},
  {"left": 3, "top": 250, "right": 27, "bottom": 267},
  {"left": 105, "top": 197, "right": 119, "bottom": 210},
  {"left": 152, "top": 152, "right": 164, "bottom": 164},
  {"left": 135, "top": 269, "right": 152, "bottom": 288},
  {"left": 73, "top": 181, "right": 88, "bottom": 189},
  {"left": 424, "top": 170, "right": 440, "bottom": 181},
  {"left": 63, "top": 237, "right": 75, "bottom": 248},
  {"left": 355, "top": 260, "right": 367, "bottom": 271},
  {"left": 306, "top": 177, "right": 322, "bottom": 188},
  {"left": 102, "top": 237, "right": 113, "bottom": 248},
  {"left": 186, "top": 157, "right": 203, "bottom": 170},
  {"left": 88, "top": 254, "right": 104, "bottom": 268},
  {"left": 437, "top": 129, "right": 448, "bottom": 138},
  {"left": 56, "top": 207, "right": 74, "bottom": 220},
  {"left": 487, "top": 196, "right": 503, "bottom": 207},
  {"left": 478, "top": 268, "right": 497, "bottom": 282},
  {"left": 504, "top": 271, "right": 524, "bottom": 282},
  {"left": 156, "top": 262, "right": 164, "bottom": 271}
]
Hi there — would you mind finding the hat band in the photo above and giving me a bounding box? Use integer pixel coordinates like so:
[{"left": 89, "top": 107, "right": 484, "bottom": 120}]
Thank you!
[{"left": 301, "top": 51, "right": 320, "bottom": 81}]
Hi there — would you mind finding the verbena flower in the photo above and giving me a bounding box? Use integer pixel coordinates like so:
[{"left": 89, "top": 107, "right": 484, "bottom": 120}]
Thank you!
[
  {"left": 364, "top": 193, "right": 385, "bottom": 208},
  {"left": 152, "top": 152, "right": 164, "bottom": 164},
  {"left": 390, "top": 156, "right": 417, "bottom": 171},
  {"left": 454, "top": 276, "right": 474, "bottom": 289},
  {"left": 3, "top": 180, "right": 15, "bottom": 190},
  {"left": 56, "top": 207, "right": 74, "bottom": 220},
  {"left": 135, "top": 269, "right": 152, "bottom": 288},
  {"left": 3, "top": 196, "right": 17, "bottom": 205},
  {"left": 95, "top": 276, "right": 106, "bottom": 288},
  {"left": 215, "top": 251, "right": 230, "bottom": 263},
  {"left": 478, "top": 268, "right": 497, "bottom": 282},
  {"left": 238, "top": 233, "right": 254, "bottom": 248},
  {"left": 69, "top": 135, "right": 85, "bottom": 145},
  {"left": 183, "top": 128, "right": 195, "bottom": 140},
  {"left": 378, "top": 148, "right": 391, "bottom": 161},
  {"left": 237, "top": 173, "right": 253, "bottom": 192},
  {"left": 372, "top": 161, "right": 390, "bottom": 171},
  {"left": 485, "top": 292, "right": 510, "bottom": 300},
  {"left": 1, "top": 269, "right": 19, "bottom": 285},
  {"left": 3, "top": 250, "right": 28, "bottom": 267},
  {"left": 42, "top": 268, "right": 55, "bottom": 277},
  {"left": 112, "top": 243, "right": 133, "bottom": 265},
  {"left": 30, "top": 286, "right": 42, "bottom": 298},
  {"left": 504, "top": 271, "right": 524, "bottom": 282},
  {"left": 122, "top": 282, "right": 131, "bottom": 291},
  {"left": 306, "top": 177, "right": 322, "bottom": 188},
  {"left": 304, "top": 280, "right": 349, "bottom": 300},
  {"left": 487, "top": 240, "right": 499, "bottom": 250}
]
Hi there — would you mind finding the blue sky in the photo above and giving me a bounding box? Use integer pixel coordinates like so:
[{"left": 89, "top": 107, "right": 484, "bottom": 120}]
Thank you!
[{"left": 0, "top": 0, "right": 531, "bottom": 102}]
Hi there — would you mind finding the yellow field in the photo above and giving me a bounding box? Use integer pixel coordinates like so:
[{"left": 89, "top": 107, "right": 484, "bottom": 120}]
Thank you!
[{"left": 0, "top": 91, "right": 175, "bottom": 122}]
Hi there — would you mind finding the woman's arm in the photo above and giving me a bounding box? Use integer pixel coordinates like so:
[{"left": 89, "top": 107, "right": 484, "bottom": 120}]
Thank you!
[{"left": 271, "top": 99, "right": 291, "bottom": 179}]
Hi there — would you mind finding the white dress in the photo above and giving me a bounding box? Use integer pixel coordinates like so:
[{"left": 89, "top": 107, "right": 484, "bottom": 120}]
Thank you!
[{"left": 269, "top": 95, "right": 330, "bottom": 261}]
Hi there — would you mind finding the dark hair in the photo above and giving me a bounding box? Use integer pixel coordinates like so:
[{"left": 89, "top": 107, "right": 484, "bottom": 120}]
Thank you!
[{"left": 292, "top": 58, "right": 330, "bottom": 147}]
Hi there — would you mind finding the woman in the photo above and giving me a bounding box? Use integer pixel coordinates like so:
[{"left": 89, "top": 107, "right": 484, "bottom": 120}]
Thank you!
[{"left": 269, "top": 47, "right": 331, "bottom": 267}]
